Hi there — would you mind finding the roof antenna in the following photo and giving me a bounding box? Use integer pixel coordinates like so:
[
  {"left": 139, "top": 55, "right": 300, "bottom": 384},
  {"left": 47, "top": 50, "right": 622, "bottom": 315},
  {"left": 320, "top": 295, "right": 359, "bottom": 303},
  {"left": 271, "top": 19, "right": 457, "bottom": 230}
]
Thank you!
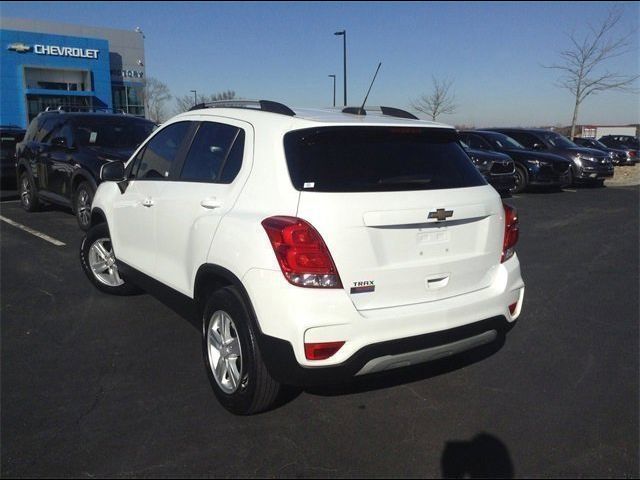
[{"left": 343, "top": 62, "right": 381, "bottom": 116}]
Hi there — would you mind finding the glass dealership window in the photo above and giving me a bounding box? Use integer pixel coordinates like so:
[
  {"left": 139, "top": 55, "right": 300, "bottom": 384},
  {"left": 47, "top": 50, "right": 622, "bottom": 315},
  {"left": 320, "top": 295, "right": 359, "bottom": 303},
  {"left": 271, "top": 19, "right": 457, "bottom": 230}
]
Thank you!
[
  {"left": 26, "top": 94, "right": 92, "bottom": 123},
  {"left": 112, "top": 85, "right": 145, "bottom": 116}
]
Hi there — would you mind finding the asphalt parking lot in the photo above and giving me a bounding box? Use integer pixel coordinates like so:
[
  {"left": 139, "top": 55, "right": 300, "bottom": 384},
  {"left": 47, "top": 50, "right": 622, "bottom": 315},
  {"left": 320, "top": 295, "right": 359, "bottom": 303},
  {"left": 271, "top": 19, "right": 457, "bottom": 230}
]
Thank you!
[{"left": 1, "top": 185, "right": 638, "bottom": 478}]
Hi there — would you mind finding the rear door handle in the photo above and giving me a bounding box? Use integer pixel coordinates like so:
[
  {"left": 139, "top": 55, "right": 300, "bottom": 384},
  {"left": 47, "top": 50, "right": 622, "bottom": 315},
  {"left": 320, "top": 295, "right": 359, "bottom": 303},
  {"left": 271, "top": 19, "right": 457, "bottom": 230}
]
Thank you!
[
  {"left": 142, "top": 198, "right": 155, "bottom": 207},
  {"left": 200, "top": 198, "right": 222, "bottom": 209}
]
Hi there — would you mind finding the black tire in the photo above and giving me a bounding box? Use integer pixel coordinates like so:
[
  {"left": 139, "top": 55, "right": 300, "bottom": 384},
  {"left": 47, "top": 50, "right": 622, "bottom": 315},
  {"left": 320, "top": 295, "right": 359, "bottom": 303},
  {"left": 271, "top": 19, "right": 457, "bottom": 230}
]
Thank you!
[
  {"left": 74, "top": 181, "right": 94, "bottom": 231},
  {"left": 202, "top": 286, "right": 281, "bottom": 415},
  {"left": 19, "top": 171, "right": 40, "bottom": 212},
  {"left": 510, "top": 165, "right": 528, "bottom": 194},
  {"left": 80, "top": 222, "right": 140, "bottom": 295}
]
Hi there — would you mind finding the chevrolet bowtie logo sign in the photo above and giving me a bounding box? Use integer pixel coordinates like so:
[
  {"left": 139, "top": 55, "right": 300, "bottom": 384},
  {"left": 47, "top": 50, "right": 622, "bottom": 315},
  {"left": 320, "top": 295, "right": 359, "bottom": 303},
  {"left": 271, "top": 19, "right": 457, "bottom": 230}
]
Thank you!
[
  {"left": 428, "top": 208, "right": 454, "bottom": 221},
  {"left": 7, "top": 43, "right": 32, "bottom": 53}
]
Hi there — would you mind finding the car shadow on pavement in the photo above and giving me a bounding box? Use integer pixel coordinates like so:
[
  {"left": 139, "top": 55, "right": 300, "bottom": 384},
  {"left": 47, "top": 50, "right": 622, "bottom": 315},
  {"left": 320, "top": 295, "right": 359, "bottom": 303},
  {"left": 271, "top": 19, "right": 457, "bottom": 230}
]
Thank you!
[
  {"left": 305, "top": 335, "right": 506, "bottom": 397},
  {"left": 441, "top": 432, "right": 514, "bottom": 478}
]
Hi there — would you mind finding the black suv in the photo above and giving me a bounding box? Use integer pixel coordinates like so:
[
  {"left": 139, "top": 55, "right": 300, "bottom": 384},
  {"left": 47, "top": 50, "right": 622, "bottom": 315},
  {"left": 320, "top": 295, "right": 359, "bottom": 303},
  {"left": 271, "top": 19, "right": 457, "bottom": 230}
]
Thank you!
[
  {"left": 459, "top": 130, "right": 571, "bottom": 193},
  {"left": 487, "top": 128, "right": 613, "bottom": 186},
  {"left": 459, "top": 140, "right": 515, "bottom": 195},
  {"left": 572, "top": 137, "right": 633, "bottom": 165},
  {"left": 597, "top": 135, "right": 639, "bottom": 164},
  {"left": 1, "top": 125, "right": 26, "bottom": 188},
  {"left": 16, "top": 112, "right": 155, "bottom": 229}
]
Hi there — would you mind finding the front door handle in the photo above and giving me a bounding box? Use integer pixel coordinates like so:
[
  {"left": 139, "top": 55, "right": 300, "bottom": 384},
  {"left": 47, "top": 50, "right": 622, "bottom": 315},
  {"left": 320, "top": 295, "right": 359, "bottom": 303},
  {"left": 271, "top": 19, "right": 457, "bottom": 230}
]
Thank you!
[
  {"left": 200, "top": 198, "right": 222, "bottom": 209},
  {"left": 142, "top": 198, "right": 155, "bottom": 208}
]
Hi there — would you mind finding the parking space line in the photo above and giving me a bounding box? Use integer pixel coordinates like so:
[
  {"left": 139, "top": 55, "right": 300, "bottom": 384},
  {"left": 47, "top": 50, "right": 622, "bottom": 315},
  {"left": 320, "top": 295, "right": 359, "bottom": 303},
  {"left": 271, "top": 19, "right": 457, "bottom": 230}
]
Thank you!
[
  {"left": 0, "top": 215, "right": 66, "bottom": 246},
  {"left": 564, "top": 189, "right": 578, "bottom": 193}
]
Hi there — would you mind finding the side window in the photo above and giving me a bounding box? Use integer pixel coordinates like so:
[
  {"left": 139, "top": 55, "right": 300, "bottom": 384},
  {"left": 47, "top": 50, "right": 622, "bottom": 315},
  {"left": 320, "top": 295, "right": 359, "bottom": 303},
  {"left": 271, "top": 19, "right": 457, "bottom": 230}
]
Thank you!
[
  {"left": 127, "top": 146, "right": 146, "bottom": 179},
  {"left": 220, "top": 130, "right": 245, "bottom": 183},
  {"left": 179, "top": 122, "right": 242, "bottom": 182},
  {"left": 47, "top": 122, "right": 74, "bottom": 146},
  {"left": 467, "top": 134, "right": 490, "bottom": 150},
  {"left": 508, "top": 132, "right": 535, "bottom": 149},
  {"left": 135, "top": 122, "right": 191, "bottom": 180}
]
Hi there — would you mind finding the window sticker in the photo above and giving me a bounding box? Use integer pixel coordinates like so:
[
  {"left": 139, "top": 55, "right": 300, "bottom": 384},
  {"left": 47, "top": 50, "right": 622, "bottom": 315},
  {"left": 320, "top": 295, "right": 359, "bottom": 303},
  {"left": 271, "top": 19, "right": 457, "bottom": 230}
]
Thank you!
[
  {"left": 89, "top": 132, "right": 98, "bottom": 144},
  {"left": 303, "top": 182, "right": 315, "bottom": 189}
]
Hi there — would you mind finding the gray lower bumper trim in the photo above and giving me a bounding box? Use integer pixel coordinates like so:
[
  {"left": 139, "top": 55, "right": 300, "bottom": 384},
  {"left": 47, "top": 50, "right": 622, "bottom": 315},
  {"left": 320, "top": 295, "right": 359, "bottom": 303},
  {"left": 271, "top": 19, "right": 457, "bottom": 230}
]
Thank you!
[{"left": 355, "top": 329, "right": 498, "bottom": 376}]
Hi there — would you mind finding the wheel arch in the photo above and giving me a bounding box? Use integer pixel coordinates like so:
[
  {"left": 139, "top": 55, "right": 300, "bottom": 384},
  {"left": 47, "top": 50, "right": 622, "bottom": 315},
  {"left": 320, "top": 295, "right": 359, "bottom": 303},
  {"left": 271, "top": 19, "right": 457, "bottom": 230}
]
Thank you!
[
  {"left": 71, "top": 169, "right": 98, "bottom": 196},
  {"left": 90, "top": 207, "right": 107, "bottom": 228},
  {"left": 194, "top": 264, "right": 263, "bottom": 335}
]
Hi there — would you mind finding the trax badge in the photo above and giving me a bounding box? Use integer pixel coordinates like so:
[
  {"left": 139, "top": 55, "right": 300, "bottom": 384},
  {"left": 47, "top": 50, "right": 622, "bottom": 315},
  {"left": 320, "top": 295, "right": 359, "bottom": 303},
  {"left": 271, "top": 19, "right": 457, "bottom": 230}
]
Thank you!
[
  {"left": 350, "top": 281, "right": 375, "bottom": 294},
  {"left": 428, "top": 208, "right": 453, "bottom": 222}
]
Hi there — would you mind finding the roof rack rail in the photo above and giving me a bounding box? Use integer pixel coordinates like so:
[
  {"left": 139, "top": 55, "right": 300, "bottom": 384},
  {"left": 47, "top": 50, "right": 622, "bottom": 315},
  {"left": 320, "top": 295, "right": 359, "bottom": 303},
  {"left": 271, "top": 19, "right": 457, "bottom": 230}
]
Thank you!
[
  {"left": 42, "top": 106, "right": 128, "bottom": 114},
  {"left": 340, "top": 105, "right": 419, "bottom": 120},
  {"left": 188, "top": 99, "right": 296, "bottom": 117}
]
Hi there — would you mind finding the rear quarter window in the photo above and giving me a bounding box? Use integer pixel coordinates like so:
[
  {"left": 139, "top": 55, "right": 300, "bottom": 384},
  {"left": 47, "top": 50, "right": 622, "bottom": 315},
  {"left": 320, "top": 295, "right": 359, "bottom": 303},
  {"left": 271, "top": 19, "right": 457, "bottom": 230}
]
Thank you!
[{"left": 283, "top": 127, "right": 485, "bottom": 192}]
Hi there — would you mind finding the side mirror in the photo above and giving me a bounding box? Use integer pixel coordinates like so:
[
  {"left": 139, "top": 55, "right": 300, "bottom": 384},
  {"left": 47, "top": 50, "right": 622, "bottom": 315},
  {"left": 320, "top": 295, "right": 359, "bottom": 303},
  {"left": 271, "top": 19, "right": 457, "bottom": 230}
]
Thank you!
[{"left": 100, "top": 161, "right": 126, "bottom": 181}]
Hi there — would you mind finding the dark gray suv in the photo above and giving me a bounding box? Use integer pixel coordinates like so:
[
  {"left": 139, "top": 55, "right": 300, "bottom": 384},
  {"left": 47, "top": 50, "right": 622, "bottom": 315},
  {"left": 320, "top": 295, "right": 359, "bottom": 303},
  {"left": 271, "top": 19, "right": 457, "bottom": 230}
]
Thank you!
[{"left": 487, "top": 128, "right": 613, "bottom": 186}]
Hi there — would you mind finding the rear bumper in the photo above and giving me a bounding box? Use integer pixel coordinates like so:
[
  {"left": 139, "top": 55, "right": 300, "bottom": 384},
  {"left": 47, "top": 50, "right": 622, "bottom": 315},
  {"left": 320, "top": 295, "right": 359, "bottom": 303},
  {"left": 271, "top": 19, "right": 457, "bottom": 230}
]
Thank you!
[
  {"left": 244, "top": 254, "right": 525, "bottom": 385},
  {"left": 260, "top": 315, "right": 512, "bottom": 386}
]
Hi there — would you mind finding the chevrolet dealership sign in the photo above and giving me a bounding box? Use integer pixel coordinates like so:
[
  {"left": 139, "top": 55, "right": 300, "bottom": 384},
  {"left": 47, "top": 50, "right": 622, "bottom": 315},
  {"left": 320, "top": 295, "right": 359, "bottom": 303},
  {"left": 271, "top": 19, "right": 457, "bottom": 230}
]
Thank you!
[{"left": 7, "top": 42, "right": 99, "bottom": 59}]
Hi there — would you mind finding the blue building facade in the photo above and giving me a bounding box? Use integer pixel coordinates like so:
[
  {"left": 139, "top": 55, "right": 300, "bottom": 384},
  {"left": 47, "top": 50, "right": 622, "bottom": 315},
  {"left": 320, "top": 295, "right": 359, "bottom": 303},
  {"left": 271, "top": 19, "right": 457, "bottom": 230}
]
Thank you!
[{"left": 1, "top": 19, "right": 146, "bottom": 128}]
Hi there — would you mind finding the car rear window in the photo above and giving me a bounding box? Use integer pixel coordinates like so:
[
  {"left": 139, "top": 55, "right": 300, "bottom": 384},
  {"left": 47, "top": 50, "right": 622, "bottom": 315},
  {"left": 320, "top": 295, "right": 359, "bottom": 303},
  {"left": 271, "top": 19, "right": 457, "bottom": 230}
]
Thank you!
[{"left": 283, "top": 127, "right": 485, "bottom": 192}]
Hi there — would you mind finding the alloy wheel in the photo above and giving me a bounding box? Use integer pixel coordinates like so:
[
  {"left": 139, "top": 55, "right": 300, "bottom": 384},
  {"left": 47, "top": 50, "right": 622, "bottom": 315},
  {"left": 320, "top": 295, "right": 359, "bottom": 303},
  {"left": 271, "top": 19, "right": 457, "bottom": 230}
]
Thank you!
[
  {"left": 88, "top": 237, "right": 124, "bottom": 287},
  {"left": 206, "top": 310, "right": 244, "bottom": 394}
]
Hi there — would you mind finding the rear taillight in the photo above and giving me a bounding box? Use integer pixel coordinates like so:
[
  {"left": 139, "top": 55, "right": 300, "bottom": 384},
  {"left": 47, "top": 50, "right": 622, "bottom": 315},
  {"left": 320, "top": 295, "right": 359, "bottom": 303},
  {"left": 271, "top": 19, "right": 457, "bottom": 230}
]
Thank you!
[
  {"left": 262, "top": 216, "right": 342, "bottom": 288},
  {"left": 502, "top": 203, "right": 519, "bottom": 263}
]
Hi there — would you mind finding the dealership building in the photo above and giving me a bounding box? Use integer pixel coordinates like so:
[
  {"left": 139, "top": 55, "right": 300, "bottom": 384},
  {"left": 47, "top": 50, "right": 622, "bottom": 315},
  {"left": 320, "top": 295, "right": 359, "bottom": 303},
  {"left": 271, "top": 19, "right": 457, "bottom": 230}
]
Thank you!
[{"left": 0, "top": 18, "right": 146, "bottom": 128}]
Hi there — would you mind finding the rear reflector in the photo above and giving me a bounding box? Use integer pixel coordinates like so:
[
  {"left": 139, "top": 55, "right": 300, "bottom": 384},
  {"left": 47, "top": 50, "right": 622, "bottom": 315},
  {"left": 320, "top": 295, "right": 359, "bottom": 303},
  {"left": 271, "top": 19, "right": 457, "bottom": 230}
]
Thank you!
[
  {"left": 262, "top": 216, "right": 342, "bottom": 288},
  {"left": 304, "top": 341, "right": 345, "bottom": 360},
  {"left": 501, "top": 203, "right": 519, "bottom": 263}
]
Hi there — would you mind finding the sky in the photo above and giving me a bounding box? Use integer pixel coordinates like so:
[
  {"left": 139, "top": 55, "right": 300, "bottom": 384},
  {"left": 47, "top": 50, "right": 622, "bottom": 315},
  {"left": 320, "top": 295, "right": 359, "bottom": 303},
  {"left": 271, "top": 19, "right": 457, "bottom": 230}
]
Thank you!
[{"left": 2, "top": 1, "right": 639, "bottom": 127}]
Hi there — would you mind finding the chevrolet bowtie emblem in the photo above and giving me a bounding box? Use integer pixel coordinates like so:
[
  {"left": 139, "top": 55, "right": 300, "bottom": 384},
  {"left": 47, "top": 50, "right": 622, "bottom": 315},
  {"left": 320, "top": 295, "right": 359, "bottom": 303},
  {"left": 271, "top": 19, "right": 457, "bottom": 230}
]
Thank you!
[
  {"left": 428, "top": 208, "right": 454, "bottom": 221},
  {"left": 7, "top": 43, "right": 31, "bottom": 53}
]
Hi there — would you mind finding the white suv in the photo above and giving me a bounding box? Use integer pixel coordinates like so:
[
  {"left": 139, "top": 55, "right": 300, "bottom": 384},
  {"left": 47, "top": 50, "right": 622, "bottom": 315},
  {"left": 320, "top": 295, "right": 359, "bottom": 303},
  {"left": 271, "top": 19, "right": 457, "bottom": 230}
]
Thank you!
[{"left": 80, "top": 100, "right": 524, "bottom": 415}]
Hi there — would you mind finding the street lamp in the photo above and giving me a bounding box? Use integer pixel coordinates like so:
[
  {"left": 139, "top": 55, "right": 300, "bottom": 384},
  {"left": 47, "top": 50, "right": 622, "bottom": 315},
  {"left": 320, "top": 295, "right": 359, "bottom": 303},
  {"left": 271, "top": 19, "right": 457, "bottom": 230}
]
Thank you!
[
  {"left": 334, "top": 30, "right": 347, "bottom": 106},
  {"left": 190, "top": 90, "right": 197, "bottom": 106},
  {"left": 328, "top": 74, "right": 336, "bottom": 107}
]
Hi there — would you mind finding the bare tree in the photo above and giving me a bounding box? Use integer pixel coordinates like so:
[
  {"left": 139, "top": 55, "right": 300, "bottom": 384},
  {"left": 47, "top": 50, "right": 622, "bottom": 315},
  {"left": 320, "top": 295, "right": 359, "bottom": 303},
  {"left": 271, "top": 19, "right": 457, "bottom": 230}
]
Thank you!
[
  {"left": 545, "top": 6, "right": 639, "bottom": 138},
  {"left": 174, "top": 90, "right": 237, "bottom": 114},
  {"left": 411, "top": 77, "right": 457, "bottom": 121},
  {"left": 142, "top": 77, "right": 172, "bottom": 123}
]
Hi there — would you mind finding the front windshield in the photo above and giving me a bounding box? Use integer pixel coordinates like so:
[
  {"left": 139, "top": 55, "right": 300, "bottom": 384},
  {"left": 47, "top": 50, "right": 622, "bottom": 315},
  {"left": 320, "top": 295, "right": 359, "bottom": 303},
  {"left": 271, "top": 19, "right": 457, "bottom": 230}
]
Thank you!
[
  {"left": 543, "top": 132, "right": 576, "bottom": 149},
  {"left": 482, "top": 132, "right": 525, "bottom": 150},
  {"left": 73, "top": 117, "right": 155, "bottom": 149}
]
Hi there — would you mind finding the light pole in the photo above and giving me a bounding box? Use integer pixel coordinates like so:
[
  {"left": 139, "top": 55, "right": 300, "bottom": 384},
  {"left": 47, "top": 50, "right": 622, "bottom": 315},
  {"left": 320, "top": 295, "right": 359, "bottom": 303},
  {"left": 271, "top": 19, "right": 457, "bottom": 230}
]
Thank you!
[
  {"left": 190, "top": 89, "right": 197, "bottom": 106},
  {"left": 334, "top": 30, "right": 347, "bottom": 106},
  {"left": 328, "top": 74, "right": 336, "bottom": 107}
]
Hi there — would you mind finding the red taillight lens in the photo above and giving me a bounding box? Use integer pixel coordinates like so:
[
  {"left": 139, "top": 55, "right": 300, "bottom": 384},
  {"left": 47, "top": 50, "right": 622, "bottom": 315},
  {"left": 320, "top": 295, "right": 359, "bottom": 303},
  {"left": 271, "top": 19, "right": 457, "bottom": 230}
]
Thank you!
[
  {"left": 509, "top": 302, "right": 518, "bottom": 314},
  {"left": 304, "top": 341, "right": 345, "bottom": 360},
  {"left": 262, "top": 216, "right": 342, "bottom": 288},
  {"left": 629, "top": 151, "right": 637, "bottom": 158},
  {"left": 502, "top": 203, "right": 519, "bottom": 263}
]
